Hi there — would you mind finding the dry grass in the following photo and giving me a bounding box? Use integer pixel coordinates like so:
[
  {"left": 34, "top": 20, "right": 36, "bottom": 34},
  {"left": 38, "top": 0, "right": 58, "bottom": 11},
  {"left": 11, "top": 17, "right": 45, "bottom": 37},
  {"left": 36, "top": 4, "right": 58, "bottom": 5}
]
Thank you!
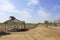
[{"left": 0, "top": 25, "right": 60, "bottom": 40}]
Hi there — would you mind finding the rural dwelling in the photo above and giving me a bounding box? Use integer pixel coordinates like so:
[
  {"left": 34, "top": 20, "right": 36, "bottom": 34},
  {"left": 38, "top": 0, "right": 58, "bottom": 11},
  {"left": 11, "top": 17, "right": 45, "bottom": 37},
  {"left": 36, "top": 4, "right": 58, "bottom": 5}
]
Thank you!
[{"left": 0, "top": 16, "right": 25, "bottom": 32}]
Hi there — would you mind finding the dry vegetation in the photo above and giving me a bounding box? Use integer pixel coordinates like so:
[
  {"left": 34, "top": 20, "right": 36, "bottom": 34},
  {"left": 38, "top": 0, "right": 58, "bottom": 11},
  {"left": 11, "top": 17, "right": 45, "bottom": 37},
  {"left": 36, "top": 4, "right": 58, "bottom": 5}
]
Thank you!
[{"left": 0, "top": 24, "right": 60, "bottom": 40}]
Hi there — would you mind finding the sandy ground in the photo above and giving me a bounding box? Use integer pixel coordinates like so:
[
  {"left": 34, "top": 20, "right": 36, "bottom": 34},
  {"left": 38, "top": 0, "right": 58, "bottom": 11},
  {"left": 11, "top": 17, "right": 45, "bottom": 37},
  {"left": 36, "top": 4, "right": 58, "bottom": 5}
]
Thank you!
[{"left": 0, "top": 25, "right": 60, "bottom": 40}]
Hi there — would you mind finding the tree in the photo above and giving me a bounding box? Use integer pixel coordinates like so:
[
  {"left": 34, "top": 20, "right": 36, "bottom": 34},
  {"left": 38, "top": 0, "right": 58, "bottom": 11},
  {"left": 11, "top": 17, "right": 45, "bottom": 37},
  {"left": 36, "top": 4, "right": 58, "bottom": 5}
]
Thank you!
[
  {"left": 44, "top": 21, "right": 49, "bottom": 25},
  {"left": 44, "top": 20, "right": 49, "bottom": 27}
]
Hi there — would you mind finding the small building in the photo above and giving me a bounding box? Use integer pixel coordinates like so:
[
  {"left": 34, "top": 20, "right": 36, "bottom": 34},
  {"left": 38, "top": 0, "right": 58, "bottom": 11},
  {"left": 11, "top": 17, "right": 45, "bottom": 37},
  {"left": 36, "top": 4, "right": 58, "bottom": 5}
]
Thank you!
[{"left": 0, "top": 16, "right": 25, "bottom": 32}]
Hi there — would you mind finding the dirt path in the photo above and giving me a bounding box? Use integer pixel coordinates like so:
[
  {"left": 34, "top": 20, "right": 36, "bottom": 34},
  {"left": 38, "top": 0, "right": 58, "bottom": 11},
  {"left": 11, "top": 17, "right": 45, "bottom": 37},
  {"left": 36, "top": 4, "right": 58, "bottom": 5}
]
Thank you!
[{"left": 0, "top": 25, "right": 60, "bottom": 40}]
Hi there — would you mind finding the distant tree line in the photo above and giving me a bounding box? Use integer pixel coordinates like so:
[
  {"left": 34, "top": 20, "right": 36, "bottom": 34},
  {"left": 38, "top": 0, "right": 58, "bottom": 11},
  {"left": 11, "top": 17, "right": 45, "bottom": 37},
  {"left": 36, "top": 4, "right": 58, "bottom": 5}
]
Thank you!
[{"left": 44, "top": 20, "right": 60, "bottom": 26}]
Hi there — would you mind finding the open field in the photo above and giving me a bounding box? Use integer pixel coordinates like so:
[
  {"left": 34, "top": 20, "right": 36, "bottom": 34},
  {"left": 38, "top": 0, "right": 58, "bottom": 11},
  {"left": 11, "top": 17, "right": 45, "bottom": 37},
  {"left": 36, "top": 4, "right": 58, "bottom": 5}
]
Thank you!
[{"left": 0, "top": 25, "right": 60, "bottom": 40}]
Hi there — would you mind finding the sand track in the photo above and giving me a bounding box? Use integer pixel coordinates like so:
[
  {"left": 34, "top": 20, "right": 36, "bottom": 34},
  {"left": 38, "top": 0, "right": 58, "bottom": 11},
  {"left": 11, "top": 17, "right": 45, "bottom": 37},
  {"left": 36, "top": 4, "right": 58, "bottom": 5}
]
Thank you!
[{"left": 0, "top": 25, "right": 60, "bottom": 40}]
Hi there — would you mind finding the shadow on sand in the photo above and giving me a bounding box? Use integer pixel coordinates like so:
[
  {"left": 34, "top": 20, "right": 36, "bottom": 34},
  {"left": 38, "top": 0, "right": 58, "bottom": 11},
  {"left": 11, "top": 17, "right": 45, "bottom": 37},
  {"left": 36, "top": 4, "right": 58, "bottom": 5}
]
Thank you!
[
  {"left": 8, "top": 29, "right": 29, "bottom": 32},
  {"left": 20, "top": 29, "right": 29, "bottom": 32},
  {"left": 0, "top": 32, "right": 11, "bottom": 37},
  {"left": 0, "top": 29, "right": 29, "bottom": 37}
]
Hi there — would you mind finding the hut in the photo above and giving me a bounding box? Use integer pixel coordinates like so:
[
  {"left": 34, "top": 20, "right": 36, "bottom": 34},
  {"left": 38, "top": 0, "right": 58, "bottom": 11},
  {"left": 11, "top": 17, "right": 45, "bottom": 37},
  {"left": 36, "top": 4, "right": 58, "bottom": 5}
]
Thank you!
[{"left": 1, "top": 16, "right": 25, "bottom": 32}]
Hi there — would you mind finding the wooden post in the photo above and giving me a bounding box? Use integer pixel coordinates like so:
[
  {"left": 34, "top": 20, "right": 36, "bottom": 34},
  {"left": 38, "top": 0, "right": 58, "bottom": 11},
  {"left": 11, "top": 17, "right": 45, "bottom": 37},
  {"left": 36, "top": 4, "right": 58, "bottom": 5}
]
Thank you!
[{"left": 23, "top": 21, "right": 25, "bottom": 29}]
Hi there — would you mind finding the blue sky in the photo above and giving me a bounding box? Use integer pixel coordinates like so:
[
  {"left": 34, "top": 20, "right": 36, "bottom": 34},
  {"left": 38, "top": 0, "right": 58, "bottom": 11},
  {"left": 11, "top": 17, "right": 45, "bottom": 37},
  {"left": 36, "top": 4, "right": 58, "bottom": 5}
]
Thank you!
[{"left": 0, "top": 0, "right": 60, "bottom": 23}]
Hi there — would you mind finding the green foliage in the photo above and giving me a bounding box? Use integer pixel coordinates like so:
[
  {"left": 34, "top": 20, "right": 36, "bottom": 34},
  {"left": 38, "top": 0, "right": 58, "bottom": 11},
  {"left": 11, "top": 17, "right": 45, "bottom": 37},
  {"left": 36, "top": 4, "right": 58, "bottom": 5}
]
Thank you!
[
  {"left": 44, "top": 21, "right": 49, "bottom": 25},
  {"left": 44, "top": 20, "right": 58, "bottom": 26}
]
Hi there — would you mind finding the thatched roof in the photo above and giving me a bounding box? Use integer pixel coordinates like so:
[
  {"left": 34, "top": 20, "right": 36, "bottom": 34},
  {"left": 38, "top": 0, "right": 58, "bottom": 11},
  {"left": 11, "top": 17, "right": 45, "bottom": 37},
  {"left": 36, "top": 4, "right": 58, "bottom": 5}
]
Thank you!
[{"left": 4, "top": 16, "right": 23, "bottom": 24}]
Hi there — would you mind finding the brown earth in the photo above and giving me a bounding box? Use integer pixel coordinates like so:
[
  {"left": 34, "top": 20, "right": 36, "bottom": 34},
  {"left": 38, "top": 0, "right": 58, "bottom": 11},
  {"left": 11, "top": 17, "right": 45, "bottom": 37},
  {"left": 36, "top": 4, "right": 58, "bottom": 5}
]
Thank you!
[{"left": 0, "top": 25, "right": 60, "bottom": 40}]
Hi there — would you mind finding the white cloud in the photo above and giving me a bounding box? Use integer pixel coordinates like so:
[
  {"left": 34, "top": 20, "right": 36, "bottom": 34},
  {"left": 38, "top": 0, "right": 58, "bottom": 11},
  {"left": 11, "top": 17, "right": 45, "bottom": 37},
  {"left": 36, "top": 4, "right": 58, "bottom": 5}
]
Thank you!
[
  {"left": 0, "top": 0, "right": 16, "bottom": 22},
  {"left": 27, "top": 0, "right": 39, "bottom": 6},
  {"left": 0, "top": 0, "right": 33, "bottom": 23},
  {"left": 21, "top": 9, "right": 32, "bottom": 18},
  {"left": 37, "top": 8, "right": 51, "bottom": 23},
  {"left": 0, "top": 12, "right": 9, "bottom": 23},
  {"left": 19, "top": 9, "right": 33, "bottom": 22},
  {"left": 0, "top": 0, "right": 15, "bottom": 12}
]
